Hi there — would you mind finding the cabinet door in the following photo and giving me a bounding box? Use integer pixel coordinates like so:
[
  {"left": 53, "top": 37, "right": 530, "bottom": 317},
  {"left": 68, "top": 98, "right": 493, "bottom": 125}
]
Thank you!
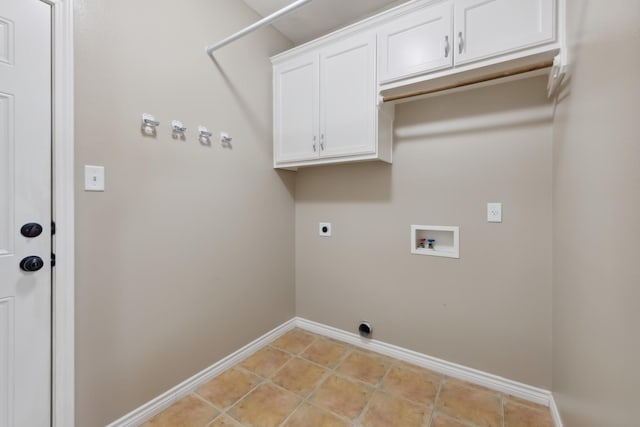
[
  {"left": 454, "top": 0, "right": 555, "bottom": 65},
  {"left": 320, "top": 33, "right": 376, "bottom": 159},
  {"left": 274, "top": 53, "right": 319, "bottom": 164},
  {"left": 378, "top": 1, "right": 453, "bottom": 83}
]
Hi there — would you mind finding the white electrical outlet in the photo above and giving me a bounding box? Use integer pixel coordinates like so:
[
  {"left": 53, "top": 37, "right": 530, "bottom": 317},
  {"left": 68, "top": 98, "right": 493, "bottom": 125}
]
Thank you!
[
  {"left": 319, "top": 222, "right": 332, "bottom": 237},
  {"left": 84, "top": 165, "right": 105, "bottom": 192},
  {"left": 487, "top": 203, "right": 502, "bottom": 223}
]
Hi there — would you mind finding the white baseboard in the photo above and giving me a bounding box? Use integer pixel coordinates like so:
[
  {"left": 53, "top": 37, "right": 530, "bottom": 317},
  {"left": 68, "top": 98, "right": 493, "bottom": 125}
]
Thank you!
[
  {"left": 549, "top": 393, "right": 564, "bottom": 427},
  {"left": 107, "top": 316, "right": 563, "bottom": 427},
  {"left": 294, "top": 317, "right": 553, "bottom": 408},
  {"left": 105, "top": 318, "right": 297, "bottom": 427}
]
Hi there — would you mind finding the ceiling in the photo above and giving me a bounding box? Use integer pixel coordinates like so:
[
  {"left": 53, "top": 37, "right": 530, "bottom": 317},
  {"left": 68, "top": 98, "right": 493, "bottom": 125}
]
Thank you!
[{"left": 241, "top": 0, "right": 409, "bottom": 45}]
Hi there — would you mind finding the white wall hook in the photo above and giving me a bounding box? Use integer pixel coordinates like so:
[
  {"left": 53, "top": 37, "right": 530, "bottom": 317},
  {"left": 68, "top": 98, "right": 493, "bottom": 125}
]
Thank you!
[
  {"left": 141, "top": 113, "right": 160, "bottom": 135},
  {"left": 171, "top": 120, "right": 187, "bottom": 134},
  {"left": 198, "top": 126, "right": 213, "bottom": 139},
  {"left": 220, "top": 132, "right": 232, "bottom": 145},
  {"left": 198, "top": 126, "right": 213, "bottom": 144},
  {"left": 171, "top": 120, "right": 187, "bottom": 138}
]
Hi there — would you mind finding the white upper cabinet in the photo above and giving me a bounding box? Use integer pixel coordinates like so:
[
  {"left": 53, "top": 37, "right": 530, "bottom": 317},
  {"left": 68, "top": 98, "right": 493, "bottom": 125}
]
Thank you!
[
  {"left": 273, "top": 32, "right": 392, "bottom": 168},
  {"left": 272, "top": 0, "right": 561, "bottom": 168},
  {"left": 378, "top": 1, "right": 453, "bottom": 84},
  {"left": 320, "top": 33, "right": 376, "bottom": 159},
  {"left": 377, "top": 0, "right": 557, "bottom": 89},
  {"left": 273, "top": 53, "right": 319, "bottom": 163},
  {"left": 454, "top": 0, "right": 555, "bottom": 65}
]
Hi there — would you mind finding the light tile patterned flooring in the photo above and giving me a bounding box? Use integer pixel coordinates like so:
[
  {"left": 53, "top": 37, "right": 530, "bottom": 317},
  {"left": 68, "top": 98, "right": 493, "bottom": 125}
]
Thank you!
[{"left": 143, "top": 329, "right": 554, "bottom": 427}]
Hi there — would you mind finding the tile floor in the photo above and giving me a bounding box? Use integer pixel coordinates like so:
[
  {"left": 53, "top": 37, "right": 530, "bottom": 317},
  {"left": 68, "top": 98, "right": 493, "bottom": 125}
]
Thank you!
[{"left": 142, "top": 329, "right": 554, "bottom": 427}]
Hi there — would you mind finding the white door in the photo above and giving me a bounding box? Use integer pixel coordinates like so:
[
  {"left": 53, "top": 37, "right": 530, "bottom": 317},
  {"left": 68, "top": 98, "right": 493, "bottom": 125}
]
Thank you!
[
  {"left": 0, "top": 0, "right": 52, "bottom": 426},
  {"left": 273, "top": 53, "right": 319, "bottom": 165},
  {"left": 320, "top": 33, "right": 376, "bottom": 159},
  {"left": 454, "top": 0, "right": 555, "bottom": 65},
  {"left": 377, "top": 1, "right": 453, "bottom": 83}
]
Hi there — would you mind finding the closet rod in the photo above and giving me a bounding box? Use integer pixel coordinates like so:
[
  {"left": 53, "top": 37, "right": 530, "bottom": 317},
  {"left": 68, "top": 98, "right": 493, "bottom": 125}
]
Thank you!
[
  {"left": 206, "top": 0, "right": 313, "bottom": 55},
  {"left": 382, "top": 59, "right": 554, "bottom": 103}
]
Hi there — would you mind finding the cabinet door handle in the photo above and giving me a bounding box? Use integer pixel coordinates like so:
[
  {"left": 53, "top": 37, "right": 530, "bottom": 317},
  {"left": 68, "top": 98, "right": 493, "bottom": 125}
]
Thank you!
[
  {"left": 444, "top": 35, "right": 450, "bottom": 57},
  {"left": 320, "top": 134, "right": 325, "bottom": 151},
  {"left": 312, "top": 143, "right": 317, "bottom": 152},
  {"left": 458, "top": 31, "right": 464, "bottom": 54}
]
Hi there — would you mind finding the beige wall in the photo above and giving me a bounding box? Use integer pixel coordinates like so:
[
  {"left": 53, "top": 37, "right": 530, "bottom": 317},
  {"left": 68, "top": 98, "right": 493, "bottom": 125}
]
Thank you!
[
  {"left": 295, "top": 77, "right": 554, "bottom": 388},
  {"left": 73, "top": 1, "right": 295, "bottom": 425},
  {"left": 552, "top": 1, "right": 640, "bottom": 426}
]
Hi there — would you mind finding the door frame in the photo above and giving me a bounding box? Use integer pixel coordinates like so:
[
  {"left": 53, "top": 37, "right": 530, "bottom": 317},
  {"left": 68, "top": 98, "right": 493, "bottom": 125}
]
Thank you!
[{"left": 41, "top": 0, "right": 75, "bottom": 426}]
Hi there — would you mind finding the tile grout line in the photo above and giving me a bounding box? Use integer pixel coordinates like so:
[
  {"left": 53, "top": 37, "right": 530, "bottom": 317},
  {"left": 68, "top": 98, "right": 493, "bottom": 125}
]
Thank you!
[
  {"left": 271, "top": 330, "right": 331, "bottom": 426},
  {"left": 276, "top": 399, "right": 305, "bottom": 427},
  {"left": 269, "top": 331, "right": 318, "bottom": 360},
  {"left": 501, "top": 393, "right": 506, "bottom": 427},
  {"left": 269, "top": 330, "right": 348, "bottom": 426},
  {"left": 310, "top": 367, "right": 354, "bottom": 424},
  {"left": 308, "top": 342, "right": 359, "bottom": 426},
  {"left": 189, "top": 391, "right": 225, "bottom": 425},
  {"left": 240, "top": 353, "right": 305, "bottom": 427},
  {"left": 338, "top": 348, "right": 381, "bottom": 425},
  {"left": 276, "top": 328, "right": 320, "bottom": 350},
  {"left": 279, "top": 335, "right": 358, "bottom": 426},
  {"left": 313, "top": 341, "right": 370, "bottom": 425},
  {"left": 309, "top": 342, "right": 442, "bottom": 426},
  {"left": 206, "top": 371, "right": 270, "bottom": 425},
  {"left": 333, "top": 342, "right": 356, "bottom": 371},
  {"left": 354, "top": 356, "right": 397, "bottom": 425},
  {"left": 265, "top": 345, "right": 298, "bottom": 381},
  {"left": 266, "top": 380, "right": 307, "bottom": 427},
  {"left": 426, "top": 378, "right": 444, "bottom": 427},
  {"left": 352, "top": 370, "right": 383, "bottom": 425},
  {"left": 267, "top": 330, "right": 323, "bottom": 378},
  {"left": 378, "top": 358, "right": 444, "bottom": 427},
  {"left": 226, "top": 376, "right": 271, "bottom": 420}
]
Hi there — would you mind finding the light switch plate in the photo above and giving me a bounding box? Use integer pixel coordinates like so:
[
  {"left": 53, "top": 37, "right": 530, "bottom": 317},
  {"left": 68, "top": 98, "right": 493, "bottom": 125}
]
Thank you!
[
  {"left": 84, "top": 165, "right": 105, "bottom": 191},
  {"left": 487, "top": 203, "right": 502, "bottom": 223}
]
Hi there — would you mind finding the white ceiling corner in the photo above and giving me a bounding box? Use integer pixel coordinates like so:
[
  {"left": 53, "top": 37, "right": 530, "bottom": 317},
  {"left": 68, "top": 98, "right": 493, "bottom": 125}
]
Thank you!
[{"left": 241, "top": 0, "right": 410, "bottom": 45}]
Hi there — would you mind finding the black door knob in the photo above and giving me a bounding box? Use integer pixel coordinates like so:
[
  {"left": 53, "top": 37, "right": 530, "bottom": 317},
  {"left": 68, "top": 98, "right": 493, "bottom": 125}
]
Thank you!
[
  {"left": 20, "top": 256, "right": 44, "bottom": 272},
  {"left": 21, "top": 223, "right": 43, "bottom": 238}
]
